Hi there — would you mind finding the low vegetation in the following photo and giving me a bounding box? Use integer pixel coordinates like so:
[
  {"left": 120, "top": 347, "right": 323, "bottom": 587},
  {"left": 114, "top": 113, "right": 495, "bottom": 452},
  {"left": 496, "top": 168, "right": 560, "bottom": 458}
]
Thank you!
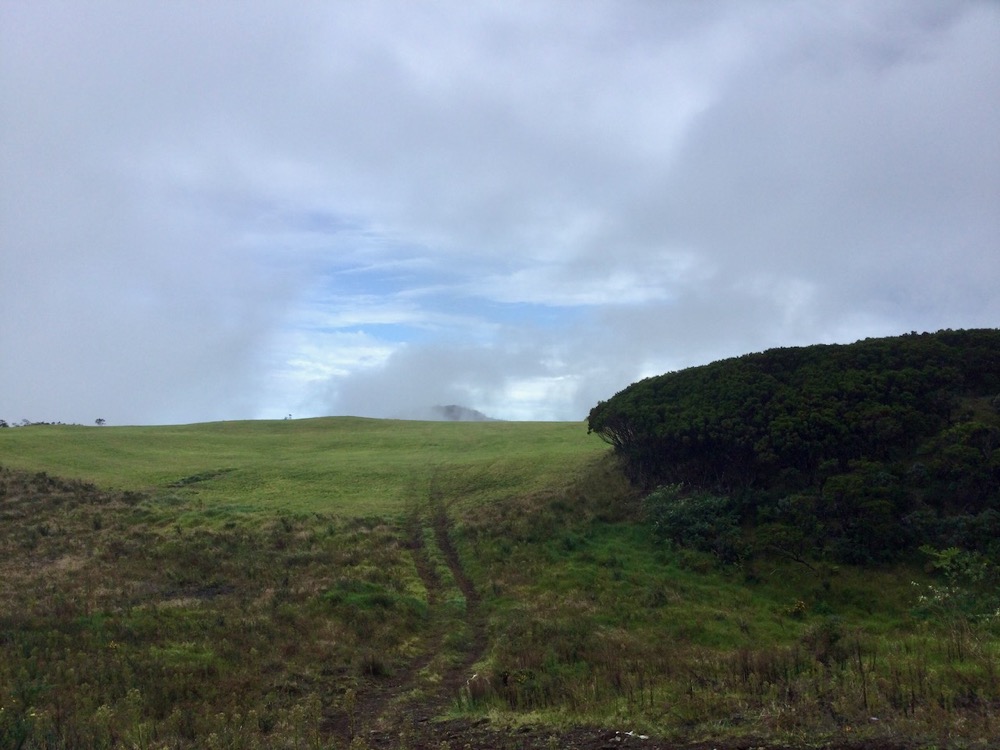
[{"left": 0, "top": 418, "right": 600, "bottom": 518}]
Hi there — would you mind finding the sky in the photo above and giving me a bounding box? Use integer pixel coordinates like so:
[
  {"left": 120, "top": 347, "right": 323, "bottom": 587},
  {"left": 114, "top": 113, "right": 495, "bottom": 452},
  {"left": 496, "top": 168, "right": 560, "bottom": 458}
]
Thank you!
[{"left": 2, "top": 1, "right": 998, "bottom": 425}]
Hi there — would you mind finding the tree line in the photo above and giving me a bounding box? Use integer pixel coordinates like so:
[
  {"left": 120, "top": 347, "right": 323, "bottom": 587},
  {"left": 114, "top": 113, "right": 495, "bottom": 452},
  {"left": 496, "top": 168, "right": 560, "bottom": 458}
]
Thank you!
[
  {"left": 588, "top": 329, "right": 1000, "bottom": 564},
  {"left": 0, "top": 418, "right": 106, "bottom": 427}
]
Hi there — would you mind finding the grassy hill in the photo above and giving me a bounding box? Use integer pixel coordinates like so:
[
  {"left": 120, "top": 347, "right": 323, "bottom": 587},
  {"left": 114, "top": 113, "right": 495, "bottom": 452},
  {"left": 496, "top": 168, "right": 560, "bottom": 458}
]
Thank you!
[
  {"left": 2, "top": 417, "right": 998, "bottom": 749},
  {"left": 0, "top": 418, "right": 604, "bottom": 517}
]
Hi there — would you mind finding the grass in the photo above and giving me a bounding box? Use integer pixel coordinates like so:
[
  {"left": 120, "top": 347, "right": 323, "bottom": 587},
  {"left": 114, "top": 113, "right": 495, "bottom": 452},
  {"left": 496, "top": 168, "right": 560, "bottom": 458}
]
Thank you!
[
  {"left": 457, "top": 500, "right": 1000, "bottom": 745},
  {"left": 0, "top": 418, "right": 604, "bottom": 517},
  {"left": 2, "top": 419, "right": 999, "bottom": 748}
]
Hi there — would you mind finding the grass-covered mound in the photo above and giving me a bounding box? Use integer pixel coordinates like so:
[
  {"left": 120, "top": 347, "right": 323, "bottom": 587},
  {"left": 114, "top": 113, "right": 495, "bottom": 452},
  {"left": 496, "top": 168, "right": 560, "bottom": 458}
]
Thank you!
[
  {"left": 0, "top": 417, "right": 605, "bottom": 517},
  {"left": 588, "top": 329, "right": 1000, "bottom": 563}
]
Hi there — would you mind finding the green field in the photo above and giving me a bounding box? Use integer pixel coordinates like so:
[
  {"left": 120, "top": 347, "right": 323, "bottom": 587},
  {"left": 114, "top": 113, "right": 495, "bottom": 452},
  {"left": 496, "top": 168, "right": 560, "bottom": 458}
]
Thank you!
[
  {"left": 1, "top": 419, "right": 998, "bottom": 749},
  {"left": 0, "top": 418, "right": 605, "bottom": 517}
]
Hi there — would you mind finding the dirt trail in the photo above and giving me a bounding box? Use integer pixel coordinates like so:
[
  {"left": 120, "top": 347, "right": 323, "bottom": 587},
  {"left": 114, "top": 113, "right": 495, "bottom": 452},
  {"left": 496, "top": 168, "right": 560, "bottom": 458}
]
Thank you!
[
  {"left": 322, "top": 491, "right": 488, "bottom": 745},
  {"left": 425, "top": 496, "right": 488, "bottom": 704}
]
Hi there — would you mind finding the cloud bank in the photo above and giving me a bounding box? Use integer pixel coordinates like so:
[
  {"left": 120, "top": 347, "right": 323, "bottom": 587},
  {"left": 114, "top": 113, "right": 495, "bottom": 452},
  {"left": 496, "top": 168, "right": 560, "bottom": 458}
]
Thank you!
[{"left": 2, "top": 1, "right": 997, "bottom": 424}]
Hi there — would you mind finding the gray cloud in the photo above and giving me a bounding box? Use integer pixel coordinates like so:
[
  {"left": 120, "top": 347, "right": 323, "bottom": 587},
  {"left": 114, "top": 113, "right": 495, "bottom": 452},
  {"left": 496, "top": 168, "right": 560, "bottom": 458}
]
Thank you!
[{"left": 2, "top": 1, "right": 997, "bottom": 424}]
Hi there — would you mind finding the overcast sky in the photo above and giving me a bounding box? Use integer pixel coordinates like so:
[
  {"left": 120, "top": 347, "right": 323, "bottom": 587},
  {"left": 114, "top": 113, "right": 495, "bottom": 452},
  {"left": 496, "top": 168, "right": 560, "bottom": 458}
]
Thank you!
[{"left": 2, "top": 1, "right": 998, "bottom": 425}]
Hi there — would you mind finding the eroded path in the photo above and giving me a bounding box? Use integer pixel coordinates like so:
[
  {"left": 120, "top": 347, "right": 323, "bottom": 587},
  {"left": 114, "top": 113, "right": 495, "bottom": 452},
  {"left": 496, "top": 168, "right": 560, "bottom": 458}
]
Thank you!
[
  {"left": 323, "top": 489, "right": 488, "bottom": 746},
  {"left": 425, "top": 493, "right": 488, "bottom": 704}
]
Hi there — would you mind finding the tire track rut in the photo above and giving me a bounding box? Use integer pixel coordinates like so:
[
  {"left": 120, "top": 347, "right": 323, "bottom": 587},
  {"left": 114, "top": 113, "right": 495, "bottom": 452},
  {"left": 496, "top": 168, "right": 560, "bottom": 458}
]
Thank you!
[
  {"left": 324, "top": 492, "right": 487, "bottom": 745},
  {"left": 425, "top": 496, "right": 488, "bottom": 709}
]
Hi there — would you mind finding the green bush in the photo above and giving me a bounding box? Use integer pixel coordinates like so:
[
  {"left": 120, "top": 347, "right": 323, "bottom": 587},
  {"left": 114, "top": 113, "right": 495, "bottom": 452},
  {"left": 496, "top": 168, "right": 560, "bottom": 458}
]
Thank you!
[{"left": 644, "top": 485, "right": 744, "bottom": 563}]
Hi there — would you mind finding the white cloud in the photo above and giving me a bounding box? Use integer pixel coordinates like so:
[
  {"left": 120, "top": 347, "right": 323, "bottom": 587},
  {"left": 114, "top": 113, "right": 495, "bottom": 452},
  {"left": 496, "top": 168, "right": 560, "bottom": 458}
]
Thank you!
[{"left": 1, "top": 0, "right": 997, "bottom": 424}]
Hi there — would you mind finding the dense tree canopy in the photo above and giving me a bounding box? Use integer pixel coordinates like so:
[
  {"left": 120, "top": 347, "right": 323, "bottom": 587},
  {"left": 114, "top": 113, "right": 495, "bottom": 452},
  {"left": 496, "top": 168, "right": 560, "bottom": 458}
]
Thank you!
[{"left": 589, "top": 329, "right": 1000, "bottom": 562}]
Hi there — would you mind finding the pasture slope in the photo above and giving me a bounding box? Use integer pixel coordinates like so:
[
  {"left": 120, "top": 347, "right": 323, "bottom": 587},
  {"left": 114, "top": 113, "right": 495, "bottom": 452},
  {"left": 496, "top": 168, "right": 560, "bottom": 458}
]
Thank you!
[{"left": 1, "top": 418, "right": 997, "bottom": 749}]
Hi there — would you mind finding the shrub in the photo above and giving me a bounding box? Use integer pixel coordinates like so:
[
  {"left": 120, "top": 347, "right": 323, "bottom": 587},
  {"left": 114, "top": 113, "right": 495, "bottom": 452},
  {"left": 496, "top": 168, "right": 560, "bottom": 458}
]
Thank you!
[{"left": 644, "top": 485, "right": 745, "bottom": 563}]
